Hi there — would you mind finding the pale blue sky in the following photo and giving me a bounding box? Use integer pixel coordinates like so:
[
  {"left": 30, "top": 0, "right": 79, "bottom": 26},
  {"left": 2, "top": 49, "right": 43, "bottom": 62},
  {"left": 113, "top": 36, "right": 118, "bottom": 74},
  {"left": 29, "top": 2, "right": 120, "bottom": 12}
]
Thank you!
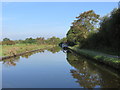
[{"left": 2, "top": 2, "right": 118, "bottom": 40}]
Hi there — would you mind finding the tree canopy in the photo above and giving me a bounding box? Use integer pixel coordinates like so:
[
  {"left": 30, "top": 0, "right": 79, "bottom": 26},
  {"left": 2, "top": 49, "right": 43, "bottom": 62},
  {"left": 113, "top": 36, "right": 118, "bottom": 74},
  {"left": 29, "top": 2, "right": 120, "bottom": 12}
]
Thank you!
[
  {"left": 66, "top": 7, "right": 120, "bottom": 56},
  {"left": 66, "top": 10, "right": 100, "bottom": 46},
  {"left": 3, "top": 38, "right": 10, "bottom": 41}
]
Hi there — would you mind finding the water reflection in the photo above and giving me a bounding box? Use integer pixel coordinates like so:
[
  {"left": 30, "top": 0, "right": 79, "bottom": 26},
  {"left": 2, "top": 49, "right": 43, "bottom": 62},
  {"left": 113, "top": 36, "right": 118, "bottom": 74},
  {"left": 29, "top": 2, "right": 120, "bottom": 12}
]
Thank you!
[
  {"left": 46, "top": 46, "right": 61, "bottom": 53},
  {"left": 1, "top": 46, "right": 61, "bottom": 66},
  {"left": 66, "top": 51, "right": 120, "bottom": 88},
  {"left": 2, "top": 57, "right": 20, "bottom": 67},
  {"left": 21, "top": 49, "right": 44, "bottom": 58},
  {"left": 2, "top": 46, "right": 120, "bottom": 88}
]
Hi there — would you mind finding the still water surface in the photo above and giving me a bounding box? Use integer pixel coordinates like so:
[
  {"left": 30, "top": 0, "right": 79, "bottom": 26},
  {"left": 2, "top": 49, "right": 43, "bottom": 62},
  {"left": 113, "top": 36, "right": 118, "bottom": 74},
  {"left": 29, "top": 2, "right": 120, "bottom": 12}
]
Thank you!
[{"left": 2, "top": 47, "right": 120, "bottom": 88}]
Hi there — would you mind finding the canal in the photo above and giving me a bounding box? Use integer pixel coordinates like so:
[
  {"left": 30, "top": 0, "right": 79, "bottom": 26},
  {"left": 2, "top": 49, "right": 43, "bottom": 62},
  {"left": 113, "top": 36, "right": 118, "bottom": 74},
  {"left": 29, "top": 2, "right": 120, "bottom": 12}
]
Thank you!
[{"left": 1, "top": 47, "right": 120, "bottom": 88}]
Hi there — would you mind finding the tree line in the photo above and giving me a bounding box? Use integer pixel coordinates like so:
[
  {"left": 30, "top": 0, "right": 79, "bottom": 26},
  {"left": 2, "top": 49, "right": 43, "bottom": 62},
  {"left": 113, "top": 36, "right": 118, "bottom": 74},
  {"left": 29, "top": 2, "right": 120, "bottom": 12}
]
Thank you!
[
  {"left": 66, "top": 3, "right": 120, "bottom": 55},
  {"left": 1, "top": 36, "right": 64, "bottom": 45}
]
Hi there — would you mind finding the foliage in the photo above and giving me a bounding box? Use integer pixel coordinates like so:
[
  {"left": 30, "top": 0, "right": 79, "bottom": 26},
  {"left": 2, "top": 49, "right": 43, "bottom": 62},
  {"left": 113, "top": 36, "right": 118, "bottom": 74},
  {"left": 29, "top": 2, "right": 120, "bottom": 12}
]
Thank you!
[
  {"left": 59, "top": 37, "right": 67, "bottom": 46},
  {"left": 1, "top": 36, "right": 62, "bottom": 56},
  {"left": 82, "top": 8, "right": 120, "bottom": 55},
  {"left": 46, "top": 36, "right": 61, "bottom": 45},
  {"left": 46, "top": 46, "right": 61, "bottom": 53},
  {"left": 66, "top": 10, "right": 100, "bottom": 46},
  {"left": 36, "top": 37, "right": 45, "bottom": 44},
  {"left": 66, "top": 4, "right": 120, "bottom": 56},
  {"left": 60, "top": 37, "right": 67, "bottom": 43},
  {"left": 2, "top": 38, "right": 15, "bottom": 45},
  {"left": 3, "top": 38, "right": 10, "bottom": 41},
  {"left": 22, "top": 37, "right": 36, "bottom": 44},
  {"left": 2, "top": 36, "right": 62, "bottom": 45},
  {"left": 2, "top": 40, "right": 15, "bottom": 45}
]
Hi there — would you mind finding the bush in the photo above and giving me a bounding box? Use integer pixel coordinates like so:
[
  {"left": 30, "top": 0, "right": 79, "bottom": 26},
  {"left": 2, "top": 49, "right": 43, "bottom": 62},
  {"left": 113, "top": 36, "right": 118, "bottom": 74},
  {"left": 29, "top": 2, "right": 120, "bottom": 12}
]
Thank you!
[{"left": 2, "top": 40, "right": 16, "bottom": 45}]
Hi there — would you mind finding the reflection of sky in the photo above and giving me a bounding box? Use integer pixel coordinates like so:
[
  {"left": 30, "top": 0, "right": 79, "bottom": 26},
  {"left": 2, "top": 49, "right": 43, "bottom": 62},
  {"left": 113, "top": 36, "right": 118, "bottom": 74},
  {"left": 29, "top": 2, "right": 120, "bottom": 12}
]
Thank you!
[
  {"left": 2, "top": 2, "right": 118, "bottom": 40},
  {"left": 2, "top": 50, "right": 120, "bottom": 88},
  {"left": 2, "top": 51, "right": 80, "bottom": 88}
]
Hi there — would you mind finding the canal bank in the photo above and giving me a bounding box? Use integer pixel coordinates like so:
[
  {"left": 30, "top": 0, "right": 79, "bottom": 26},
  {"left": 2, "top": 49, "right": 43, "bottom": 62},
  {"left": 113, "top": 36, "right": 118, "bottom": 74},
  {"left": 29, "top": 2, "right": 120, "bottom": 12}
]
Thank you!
[
  {"left": 68, "top": 46, "right": 120, "bottom": 71},
  {"left": 0, "top": 46, "right": 54, "bottom": 60},
  {"left": 2, "top": 46, "right": 120, "bottom": 88}
]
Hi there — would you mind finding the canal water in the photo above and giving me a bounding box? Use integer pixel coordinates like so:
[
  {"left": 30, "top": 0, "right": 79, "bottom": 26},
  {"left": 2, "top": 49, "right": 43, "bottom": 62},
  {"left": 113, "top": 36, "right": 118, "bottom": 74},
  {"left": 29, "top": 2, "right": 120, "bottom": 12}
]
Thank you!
[{"left": 1, "top": 47, "right": 120, "bottom": 88}]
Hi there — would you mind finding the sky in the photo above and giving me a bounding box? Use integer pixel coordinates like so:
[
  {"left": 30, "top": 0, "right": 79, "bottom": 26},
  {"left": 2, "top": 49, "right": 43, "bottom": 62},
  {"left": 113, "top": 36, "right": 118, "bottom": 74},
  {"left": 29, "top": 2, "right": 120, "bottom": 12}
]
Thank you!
[{"left": 2, "top": 2, "right": 118, "bottom": 40}]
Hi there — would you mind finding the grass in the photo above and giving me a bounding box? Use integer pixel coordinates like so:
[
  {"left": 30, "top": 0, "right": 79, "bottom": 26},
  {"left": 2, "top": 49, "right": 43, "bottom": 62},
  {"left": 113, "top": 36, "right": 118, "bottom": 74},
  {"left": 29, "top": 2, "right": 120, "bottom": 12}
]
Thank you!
[
  {"left": 1, "top": 44, "right": 54, "bottom": 57},
  {"left": 69, "top": 46, "right": 120, "bottom": 70}
]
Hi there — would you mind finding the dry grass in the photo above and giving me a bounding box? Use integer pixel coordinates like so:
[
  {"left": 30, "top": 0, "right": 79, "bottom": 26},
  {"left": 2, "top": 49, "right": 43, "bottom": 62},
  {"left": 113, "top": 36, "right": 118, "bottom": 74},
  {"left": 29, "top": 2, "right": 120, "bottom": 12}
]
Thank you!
[{"left": 1, "top": 44, "right": 53, "bottom": 56}]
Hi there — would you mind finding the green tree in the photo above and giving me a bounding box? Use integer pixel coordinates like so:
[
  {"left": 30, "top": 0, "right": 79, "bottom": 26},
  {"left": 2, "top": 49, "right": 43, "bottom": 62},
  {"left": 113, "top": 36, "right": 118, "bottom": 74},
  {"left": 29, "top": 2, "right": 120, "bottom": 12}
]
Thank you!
[
  {"left": 82, "top": 7, "right": 120, "bottom": 56},
  {"left": 36, "top": 37, "right": 45, "bottom": 45},
  {"left": 60, "top": 37, "right": 67, "bottom": 43},
  {"left": 3, "top": 38, "right": 10, "bottom": 41},
  {"left": 46, "top": 36, "right": 61, "bottom": 45},
  {"left": 66, "top": 10, "right": 100, "bottom": 46},
  {"left": 23, "top": 37, "right": 36, "bottom": 44},
  {"left": 2, "top": 38, "right": 15, "bottom": 45}
]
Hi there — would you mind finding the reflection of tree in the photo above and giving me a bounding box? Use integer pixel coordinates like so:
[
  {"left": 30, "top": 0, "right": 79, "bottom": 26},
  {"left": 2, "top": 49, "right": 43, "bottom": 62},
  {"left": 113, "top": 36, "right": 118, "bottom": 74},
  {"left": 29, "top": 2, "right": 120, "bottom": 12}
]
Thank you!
[
  {"left": 3, "top": 56, "right": 20, "bottom": 67},
  {"left": 66, "top": 51, "right": 120, "bottom": 88},
  {"left": 21, "top": 49, "right": 44, "bottom": 58},
  {"left": 2, "top": 46, "right": 60, "bottom": 67},
  {"left": 67, "top": 52, "right": 101, "bottom": 88},
  {"left": 2, "top": 49, "right": 45, "bottom": 66},
  {"left": 47, "top": 46, "right": 61, "bottom": 53}
]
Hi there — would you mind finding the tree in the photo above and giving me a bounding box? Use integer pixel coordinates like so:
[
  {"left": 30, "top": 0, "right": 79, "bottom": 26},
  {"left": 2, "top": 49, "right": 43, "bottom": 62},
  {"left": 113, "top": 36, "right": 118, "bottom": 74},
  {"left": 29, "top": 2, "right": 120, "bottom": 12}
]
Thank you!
[
  {"left": 66, "top": 10, "right": 100, "bottom": 46},
  {"left": 82, "top": 7, "right": 120, "bottom": 56},
  {"left": 2, "top": 40, "right": 15, "bottom": 45},
  {"left": 46, "top": 36, "right": 61, "bottom": 45},
  {"left": 23, "top": 37, "right": 36, "bottom": 44},
  {"left": 59, "top": 37, "right": 67, "bottom": 47},
  {"left": 3, "top": 38, "right": 10, "bottom": 41},
  {"left": 60, "top": 37, "right": 67, "bottom": 43},
  {"left": 2, "top": 38, "right": 15, "bottom": 45},
  {"left": 36, "top": 37, "right": 45, "bottom": 44}
]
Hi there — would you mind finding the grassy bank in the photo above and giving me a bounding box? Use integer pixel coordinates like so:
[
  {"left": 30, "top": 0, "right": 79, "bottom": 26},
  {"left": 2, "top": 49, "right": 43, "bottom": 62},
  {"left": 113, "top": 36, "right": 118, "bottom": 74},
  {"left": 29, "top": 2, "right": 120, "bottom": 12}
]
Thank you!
[
  {"left": 69, "top": 46, "right": 120, "bottom": 70},
  {"left": 1, "top": 44, "right": 54, "bottom": 57}
]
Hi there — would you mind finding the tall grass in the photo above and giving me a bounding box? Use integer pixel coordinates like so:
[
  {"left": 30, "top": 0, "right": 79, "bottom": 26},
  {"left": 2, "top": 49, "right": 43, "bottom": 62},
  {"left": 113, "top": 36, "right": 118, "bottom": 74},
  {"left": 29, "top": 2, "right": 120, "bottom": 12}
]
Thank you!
[{"left": 1, "top": 44, "right": 53, "bottom": 56}]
